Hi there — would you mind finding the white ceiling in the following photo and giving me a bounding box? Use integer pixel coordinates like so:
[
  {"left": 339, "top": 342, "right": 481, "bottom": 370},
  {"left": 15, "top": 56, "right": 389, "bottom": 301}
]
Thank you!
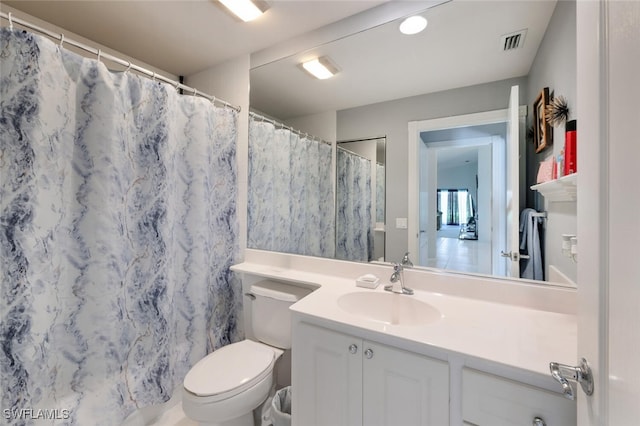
[
  {"left": 251, "top": 0, "right": 557, "bottom": 119},
  {"left": 424, "top": 123, "right": 507, "bottom": 170},
  {"left": 437, "top": 145, "right": 479, "bottom": 170},
  {"left": 3, "top": 0, "right": 388, "bottom": 76}
]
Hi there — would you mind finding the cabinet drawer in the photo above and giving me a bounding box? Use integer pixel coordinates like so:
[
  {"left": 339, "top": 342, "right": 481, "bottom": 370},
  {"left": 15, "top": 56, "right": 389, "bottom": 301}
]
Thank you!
[{"left": 463, "top": 368, "right": 576, "bottom": 426}]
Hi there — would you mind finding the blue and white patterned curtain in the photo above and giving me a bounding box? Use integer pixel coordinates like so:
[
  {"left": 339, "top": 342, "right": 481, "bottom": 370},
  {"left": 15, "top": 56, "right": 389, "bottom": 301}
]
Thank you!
[
  {"left": 248, "top": 118, "right": 334, "bottom": 257},
  {"left": 336, "top": 148, "right": 373, "bottom": 262},
  {"left": 0, "top": 29, "right": 240, "bottom": 424},
  {"left": 376, "top": 163, "right": 385, "bottom": 223}
]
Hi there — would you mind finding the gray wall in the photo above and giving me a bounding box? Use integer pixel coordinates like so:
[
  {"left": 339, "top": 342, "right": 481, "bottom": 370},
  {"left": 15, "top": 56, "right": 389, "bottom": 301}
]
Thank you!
[
  {"left": 337, "top": 76, "right": 527, "bottom": 262},
  {"left": 525, "top": 0, "right": 577, "bottom": 282},
  {"left": 526, "top": 0, "right": 577, "bottom": 196}
]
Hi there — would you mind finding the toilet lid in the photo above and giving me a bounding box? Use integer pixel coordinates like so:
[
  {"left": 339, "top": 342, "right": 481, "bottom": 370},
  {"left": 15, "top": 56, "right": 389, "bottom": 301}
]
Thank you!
[{"left": 184, "top": 340, "right": 275, "bottom": 397}]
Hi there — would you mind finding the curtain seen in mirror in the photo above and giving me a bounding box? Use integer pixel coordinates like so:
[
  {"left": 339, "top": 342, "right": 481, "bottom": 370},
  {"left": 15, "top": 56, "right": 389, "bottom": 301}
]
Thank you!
[
  {"left": 0, "top": 28, "right": 240, "bottom": 424},
  {"left": 336, "top": 148, "right": 373, "bottom": 262},
  {"left": 376, "top": 163, "right": 385, "bottom": 223},
  {"left": 248, "top": 118, "right": 334, "bottom": 257},
  {"left": 437, "top": 189, "right": 474, "bottom": 225}
]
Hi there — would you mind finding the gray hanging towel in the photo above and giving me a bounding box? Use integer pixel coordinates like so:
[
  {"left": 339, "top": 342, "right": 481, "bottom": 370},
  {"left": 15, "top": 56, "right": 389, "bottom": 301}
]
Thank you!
[{"left": 519, "top": 208, "right": 544, "bottom": 280}]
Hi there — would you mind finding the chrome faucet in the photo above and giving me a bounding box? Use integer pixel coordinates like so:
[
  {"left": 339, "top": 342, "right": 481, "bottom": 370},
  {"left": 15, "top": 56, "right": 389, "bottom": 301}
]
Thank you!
[
  {"left": 384, "top": 261, "right": 414, "bottom": 295},
  {"left": 400, "top": 251, "right": 414, "bottom": 268}
]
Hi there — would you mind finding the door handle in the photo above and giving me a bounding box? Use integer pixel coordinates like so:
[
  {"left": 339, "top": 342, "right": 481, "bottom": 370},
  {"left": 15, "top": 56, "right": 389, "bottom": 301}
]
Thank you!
[
  {"left": 549, "top": 358, "right": 594, "bottom": 400},
  {"left": 501, "top": 251, "right": 530, "bottom": 260},
  {"left": 500, "top": 251, "right": 520, "bottom": 261}
]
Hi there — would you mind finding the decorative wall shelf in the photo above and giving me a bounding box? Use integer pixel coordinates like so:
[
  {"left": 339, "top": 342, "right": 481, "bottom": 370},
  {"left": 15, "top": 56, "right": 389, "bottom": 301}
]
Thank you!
[{"left": 531, "top": 173, "right": 577, "bottom": 202}]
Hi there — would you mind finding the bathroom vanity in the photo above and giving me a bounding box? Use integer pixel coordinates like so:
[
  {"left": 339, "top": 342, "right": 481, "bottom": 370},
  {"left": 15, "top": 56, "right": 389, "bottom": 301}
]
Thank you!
[{"left": 232, "top": 250, "right": 578, "bottom": 426}]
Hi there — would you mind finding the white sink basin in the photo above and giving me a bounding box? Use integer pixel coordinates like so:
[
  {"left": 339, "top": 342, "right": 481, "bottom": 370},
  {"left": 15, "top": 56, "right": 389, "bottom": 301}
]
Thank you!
[{"left": 337, "top": 291, "right": 442, "bottom": 326}]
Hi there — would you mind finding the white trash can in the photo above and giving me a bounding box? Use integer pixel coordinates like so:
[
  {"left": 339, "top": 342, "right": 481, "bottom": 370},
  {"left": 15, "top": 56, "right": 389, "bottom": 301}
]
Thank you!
[{"left": 270, "top": 386, "right": 291, "bottom": 426}]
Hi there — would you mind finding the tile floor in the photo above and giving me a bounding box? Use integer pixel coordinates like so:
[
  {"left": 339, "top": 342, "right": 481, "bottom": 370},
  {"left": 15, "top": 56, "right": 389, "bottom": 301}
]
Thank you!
[
  {"left": 420, "top": 225, "right": 492, "bottom": 275},
  {"left": 148, "top": 403, "right": 196, "bottom": 426}
]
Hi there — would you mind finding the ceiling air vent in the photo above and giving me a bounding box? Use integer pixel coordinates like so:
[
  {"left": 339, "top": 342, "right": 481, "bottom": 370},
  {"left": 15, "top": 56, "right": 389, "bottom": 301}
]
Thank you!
[{"left": 500, "top": 29, "right": 528, "bottom": 51}]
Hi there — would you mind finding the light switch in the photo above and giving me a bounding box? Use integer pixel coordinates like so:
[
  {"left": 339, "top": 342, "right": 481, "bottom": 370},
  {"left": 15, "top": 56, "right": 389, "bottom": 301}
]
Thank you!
[{"left": 395, "top": 218, "right": 408, "bottom": 229}]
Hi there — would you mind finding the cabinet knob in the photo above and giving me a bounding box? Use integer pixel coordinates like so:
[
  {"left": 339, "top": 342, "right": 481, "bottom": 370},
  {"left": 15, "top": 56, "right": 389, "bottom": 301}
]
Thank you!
[
  {"left": 532, "top": 417, "right": 546, "bottom": 426},
  {"left": 349, "top": 344, "right": 358, "bottom": 354},
  {"left": 364, "top": 348, "right": 374, "bottom": 359}
]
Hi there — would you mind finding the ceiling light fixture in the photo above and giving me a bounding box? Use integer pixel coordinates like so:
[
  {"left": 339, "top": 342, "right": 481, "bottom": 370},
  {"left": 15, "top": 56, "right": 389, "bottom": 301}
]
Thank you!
[
  {"left": 301, "top": 57, "right": 339, "bottom": 80},
  {"left": 399, "top": 15, "right": 428, "bottom": 35},
  {"left": 219, "top": 0, "right": 269, "bottom": 22}
]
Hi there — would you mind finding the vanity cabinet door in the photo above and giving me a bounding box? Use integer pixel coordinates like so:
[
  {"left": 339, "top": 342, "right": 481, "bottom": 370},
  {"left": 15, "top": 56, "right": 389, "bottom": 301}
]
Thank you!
[
  {"left": 292, "top": 322, "right": 362, "bottom": 426},
  {"left": 362, "top": 341, "right": 449, "bottom": 426},
  {"left": 462, "top": 368, "right": 577, "bottom": 426}
]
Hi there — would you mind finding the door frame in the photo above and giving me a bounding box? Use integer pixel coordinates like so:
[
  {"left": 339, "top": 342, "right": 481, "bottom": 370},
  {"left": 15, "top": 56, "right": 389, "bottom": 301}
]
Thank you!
[
  {"left": 421, "top": 136, "right": 500, "bottom": 274},
  {"left": 407, "top": 106, "right": 526, "bottom": 274}
]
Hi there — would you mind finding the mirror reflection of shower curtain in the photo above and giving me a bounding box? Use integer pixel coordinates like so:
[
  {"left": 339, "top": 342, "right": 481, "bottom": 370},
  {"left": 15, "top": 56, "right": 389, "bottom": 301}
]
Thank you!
[
  {"left": 248, "top": 119, "right": 335, "bottom": 257},
  {"left": 336, "top": 148, "right": 373, "bottom": 261},
  {"left": 376, "top": 163, "right": 385, "bottom": 223},
  {"left": 437, "top": 189, "right": 474, "bottom": 225}
]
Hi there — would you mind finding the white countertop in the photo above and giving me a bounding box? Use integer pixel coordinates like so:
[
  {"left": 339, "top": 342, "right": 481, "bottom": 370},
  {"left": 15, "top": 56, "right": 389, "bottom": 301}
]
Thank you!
[{"left": 232, "top": 251, "right": 577, "bottom": 381}]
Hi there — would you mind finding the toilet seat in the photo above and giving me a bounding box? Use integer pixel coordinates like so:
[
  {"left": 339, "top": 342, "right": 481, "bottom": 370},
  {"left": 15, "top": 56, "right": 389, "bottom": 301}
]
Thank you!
[{"left": 183, "top": 340, "right": 276, "bottom": 402}]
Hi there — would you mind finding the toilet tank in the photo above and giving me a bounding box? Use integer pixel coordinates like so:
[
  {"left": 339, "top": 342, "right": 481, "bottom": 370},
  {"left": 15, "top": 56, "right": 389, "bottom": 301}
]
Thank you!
[{"left": 250, "top": 280, "right": 312, "bottom": 349}]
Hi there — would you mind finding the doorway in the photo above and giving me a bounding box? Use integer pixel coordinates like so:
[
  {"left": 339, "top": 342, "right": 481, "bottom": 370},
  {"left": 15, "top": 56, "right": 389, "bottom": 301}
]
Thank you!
[
  {"left": 408, "top": 100, "right": 526, "bottom": 278},
  {"left": 419, "top": 128, "right": 505, "bottom": 275}
]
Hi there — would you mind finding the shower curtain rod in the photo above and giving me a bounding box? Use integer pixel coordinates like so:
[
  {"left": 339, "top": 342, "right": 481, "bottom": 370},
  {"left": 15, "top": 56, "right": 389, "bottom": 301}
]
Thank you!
[
  {"left": 337, "top": 145, "right": 371, "bottom": 162},
  {"left": 0, "top": 12, "right": 241, "bottom": 112},
  {"left": 249, "top": 111, "right": 332, "bottom": 146}
]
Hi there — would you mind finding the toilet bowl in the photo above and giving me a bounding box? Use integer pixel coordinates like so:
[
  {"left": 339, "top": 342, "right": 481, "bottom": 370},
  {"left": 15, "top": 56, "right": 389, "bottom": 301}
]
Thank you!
[
  {"left": 182, "top": 340, "right": 283, "bottom": 426},
  {"left": 182, "top": 280, "right": 311, "bottom": 426}
]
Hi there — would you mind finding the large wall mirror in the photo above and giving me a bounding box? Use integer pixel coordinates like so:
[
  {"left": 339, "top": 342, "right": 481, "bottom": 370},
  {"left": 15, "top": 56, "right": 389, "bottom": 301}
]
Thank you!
[{"left": 248, "top": 0, "right": 577, "bottom": 287}]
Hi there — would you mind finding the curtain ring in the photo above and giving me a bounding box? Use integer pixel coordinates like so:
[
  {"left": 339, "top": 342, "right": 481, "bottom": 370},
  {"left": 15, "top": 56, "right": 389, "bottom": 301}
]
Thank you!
[
  {"left": 125, "top": 61, "right": 132, "bottom": 74},
  {"left": 192, "top": 87, "right": 198, "bottom": 97},
  {"left": 8, "top": 13, "right": 13, "bottom": 30},
  {"left": 59, "top": 33, "right": 65, "bottom": 48},
  {"left": 211, "top": 95, "right": 216, "bottom": 105},
  {"left": 151, "top": 72, "right": 156, "bottom": 82},
  {"left": 97, "top": 49, "right": 102, "bottom": 62},
  {"left": 174, "top": 79, "right": 181, "bottom": 90}
]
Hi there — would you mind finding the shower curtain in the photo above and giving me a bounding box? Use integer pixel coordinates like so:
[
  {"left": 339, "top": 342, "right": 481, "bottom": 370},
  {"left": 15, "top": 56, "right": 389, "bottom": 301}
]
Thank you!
[
  {"left": 0, "top": 28, "right": 240, "bottom": 424},
  {"left": 376, "top": 163, "right": 385, "bottom": 223},
  {"left": 248, "top": 118, "right": 334, "bottom": 257},
  {"left": 336, "top": 148, "right": 373, "bottom": 262}
]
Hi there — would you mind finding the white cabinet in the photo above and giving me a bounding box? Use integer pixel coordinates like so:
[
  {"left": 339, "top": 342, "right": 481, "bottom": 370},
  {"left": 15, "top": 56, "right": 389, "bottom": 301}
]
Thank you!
[
  {"left": 462, "top": 368, "right": 576, "bottom": 426},
  {"left": 293, "top": 322, "right": 362, "bottom": 425},
  {"left": 292, "top": 322, "right": 449, "bottom": 426},
  {"left": 362, "top": 340, "right": 449, "bottom": 426}
]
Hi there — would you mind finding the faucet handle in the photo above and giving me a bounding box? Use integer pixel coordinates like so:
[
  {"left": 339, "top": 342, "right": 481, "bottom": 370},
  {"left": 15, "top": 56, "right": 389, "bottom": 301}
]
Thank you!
[{"left": 401, "top": 252, "right": 413, "bottom": 268}]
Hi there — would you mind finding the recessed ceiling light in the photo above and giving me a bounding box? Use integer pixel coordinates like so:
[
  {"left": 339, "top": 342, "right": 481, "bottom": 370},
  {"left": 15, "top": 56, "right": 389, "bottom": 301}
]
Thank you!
[
  {"left": 399, "top": 15, "right": 428, "bottom": 35},
  {"left": 219, "top": 0, "right": 269, "bottom": 22},
  {"left": 301, "top": 57, "right": 339, "bottom": 80}
]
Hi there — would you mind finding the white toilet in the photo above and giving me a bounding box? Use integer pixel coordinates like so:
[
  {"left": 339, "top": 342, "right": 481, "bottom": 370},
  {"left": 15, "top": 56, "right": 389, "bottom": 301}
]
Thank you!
[{"left": 182, "top": 280, "right": 310, "bottom": 426}]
